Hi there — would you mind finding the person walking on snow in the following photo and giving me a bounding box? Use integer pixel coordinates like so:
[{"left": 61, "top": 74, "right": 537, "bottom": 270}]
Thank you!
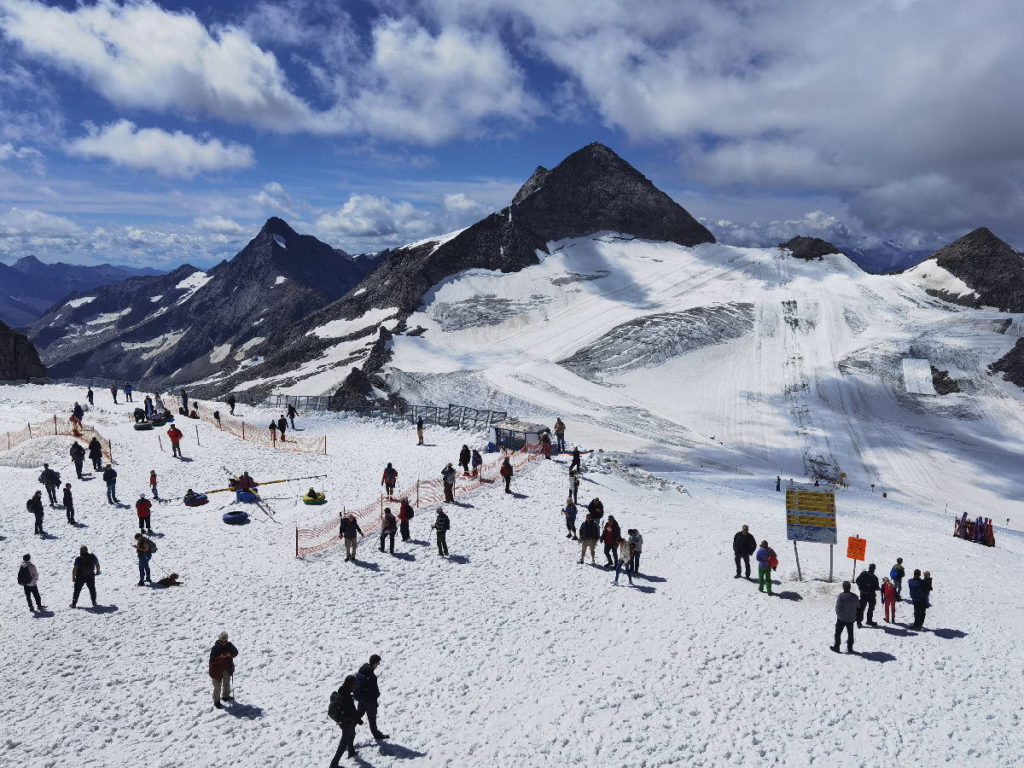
[
  {"left": 286, "top": 403, "right": 297, "bottom": 430},
  {"left": 88, "top": 437, "right": 103, "bottom": 471},
  {"left": 602, "top": 516, "right": 621, "bottom": 568},
  {"left": 102, "top": 464, "right": 118, "bottom": 504},
  {"left": 149, "top": 470, "right": 159, "bottom": 499},
  {"left": 70, "top": 441, "right": 86, "bottom": 479},
  {"left": 328, "top": 674, "right": 361, "bottom": 765},
  {"left": 756, "top": 540, "right": 777, "bottom": 595},
  {"left": 471, "top": 449, "right": 483, "bottom": 478},
  {"left": 568, "top": 470, "right": 580, "bottom": 505},
  {"left": 63, "top": 483, "right": 76, "bottom": 524},
  {"left": 339, "top": 514, "right": 364, "bottom": 562},
  {"left": 167, "top": 425, "right": 184, "bottom": 458},
  {"left": 354, "top": 654, "right": 390, "bottom": 741},
  {"left": 578, "top": 515, "right": 599, "bottom": 564},
  {"left": 27, "top": 491, "right": 45, "bottom": 535},
  {"left": 432, "top": 507, "right": 450, "bottom": 557},
  {"left": 733, "top": 525, "right": 757, "bottom": 579},
  {"left": 398, "top": 498, "right": 414, "bottom": 542},
  {"left": 268, "top": 421, "right": 278, "bottom": 443},
  {"left": 554, "top": 418, "right": 566, "bottom": 453},
  {"left": 72, "top": 402, "right": 85, "bottom": 422},
  {"left": 441, "top": 463, "right": 457, "bottom": 502},
  {"left": 908, "top": 570, "right": 929, "bottom": 629},
  {"left": 416, "top": 416, "right": 424, "bottom": 445},
  {"left": 276, "top": 415, "right": 288, "bottom": 442},
  {"left": 889, "top": 558, "right": 905, "bottom": 600},
  {"left": 587, "top": 497, "right": 604, "bottom": 523},
  {"left": 18, "top": 554, "right": 44, "bottom": 612},
  {"left": 86, "top": 387, "right": 94, "bottom": 406},
  {"left": 379, "top": 508, "right": 398, "bottom": 554},
  {"left": 39, "top": 463, "right": 61, "bottom": 506},
  {"left": 855, "top": 564, "right": 880, "bottom": 627},
  {"left": 227, "top": 394, "right": 236, "bottom": 416},
  {"left": 110, "top": 384, "right": 118, "bottom": 404},
  {"left": 881, "top": 576, "right": 897, "bottom": 623},
  {"left": 540, "top": 431, "right": 552, "bottom": 460},
  {"left": 563, "top": 498, "right": 578, "bottom": 539},
  {"left": 209, "top": 632, "right": 238, "bottom": 709},
  {"left": 381, "top": 463, "right": 398, "bottom": 498},
  {"left": 831, "top": 581, "right": 859, "bottom": 653},
  {"left": 775, "top": 475, "right": 781, "bottom": 492},
  {"left": 628, "top": 529, "right": 643, "bottom": 573},
  {"left": 500, "top": 457, "right": 513, "bottom": 494},
  {"left": 614, "top": 535, "right": 634, "bottom": 585},
  {"left": 134, "top": 533, "right": 155, "bottom": 585},
  {"left": 569, "top": 447, "right": 581, "bottom": 473},
  {"left": 136, "top": 494, "right": 153, "bottom": 533},
  {"left": 458, "top": 445, "right": 471, "bottom": 474},
  {"left": 124, "top": 383, "right": 133, "bottom": 402},
  {"left": 70, "top": 545, "right": 100, "bottom": 608},
  {"left": 180, "top": 388, "right": 189, "bottom": 412}
]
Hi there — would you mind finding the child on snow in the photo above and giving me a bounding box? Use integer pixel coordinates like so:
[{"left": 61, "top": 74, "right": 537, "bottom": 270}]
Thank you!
[
  {"left": 150, "top": 470, "right": 158, "bottom": 499},
  {"left": 881, "top": 576, "right": 897, "bottom": 622}
]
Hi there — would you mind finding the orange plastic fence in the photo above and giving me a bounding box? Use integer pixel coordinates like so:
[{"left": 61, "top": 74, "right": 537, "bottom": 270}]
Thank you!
[
  {"left": 165, "top": 396, "right": 327, "bottom": 455},
  {"left": 296, "top": 442, "right": 544, "bottom": 557},
  {"left": 2, "top": 414, "right": 113, "bottom": 460}
]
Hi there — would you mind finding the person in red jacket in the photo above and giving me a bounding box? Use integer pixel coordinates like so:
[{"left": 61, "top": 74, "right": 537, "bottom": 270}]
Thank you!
[
  {"left": 236, "top": 472, "right": 258, "bottom": 492},
  {"left": 136, "top": 494, "right": 153, "bottom": 533},
  {"left": 881, "top": 576, "right": 898, "bottom": 622},
  {"left": 602, "top": 515, "right": 621, "bottom": 568},
  {"left": 397, "top": 498, "right": 414, "bottom": 541},
  {"left": 381, "top": 463, "right": 398, "bottom": 499},
  {"left": 166, "top": 425, "right": 184, "bottom": 458},
  {"left": 500, "top": 457, "right": 513, "bottom": 494}
]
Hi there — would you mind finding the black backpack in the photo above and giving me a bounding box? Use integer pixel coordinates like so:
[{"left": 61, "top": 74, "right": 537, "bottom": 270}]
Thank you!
[
  {"left": 327, "top": 686, "right": 345, "bottom": 723},
  {"left": 406, "top": 508, "right": 414, "bottom": 519},
  {"left": 17, "top": 565, "right": 31, "bottom": 585},
  {"left": 144, "top": 537, "right": 158, "bottom": 554}
]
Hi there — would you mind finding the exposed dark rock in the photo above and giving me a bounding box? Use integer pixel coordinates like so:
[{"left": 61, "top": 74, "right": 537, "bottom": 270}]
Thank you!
[
  {"left": 332, "top": 367, "right": 375, "bottom": 409},
  {"left": 990, "top": 338, "right": 1024, "bottom": 388},
  {"left": 930, "top": 365, "right": 961, "bottom": 395},
  {"left": 0, "top": 319, "right": 46, "bottom": 379},
  {"left": 920, "top": 228, "right": 1024, "bottom": 311},
  {"left": 512, "top": 166, "right": 551, "bottom": 205},
  {"left": 779, "top": 236, "right": 840, "bottom": 261}
]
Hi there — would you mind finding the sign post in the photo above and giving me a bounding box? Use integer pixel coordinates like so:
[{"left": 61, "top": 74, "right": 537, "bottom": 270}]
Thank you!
[
  {"left": 785, "top": 483, "right": 837, "bottom": 581},
  {"left": 846, "top": 535, "right": 867, "bottom": 581}
]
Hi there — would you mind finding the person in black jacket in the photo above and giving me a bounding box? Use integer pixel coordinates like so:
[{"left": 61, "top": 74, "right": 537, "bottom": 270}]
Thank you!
[
  {"left": 27, "top": 491, "right": 45, "bottom": 535},
  {"left": 733, "top": 525, "right": 757, "bottom": 579},
  {"left": 63, "top": 483, "right": 76, "bottom": 524},
  {"left": 855, "top": 563, "right": 880, "bottom": 627},
  {"left": 227, "top": 393, "right": 236, "bottom": 415},
  {"left": 578, "top": 515, "right": 600, "bottom": 564},
  {"left": 432, "top": 507, "right": 450, "bottom": 556},
  {"left": 286, "top": 403, "right": 297, "bottom": 429},
  {"left": 86, "top": 387, "right": 94, "bottom": 406},
  {"left": 87, "top": 437, "right": 103, "bottom": 471},
  {"left": 354, "top": 654, "right": 389, "bottom": 741},
  {"left": 69, "top": 441, "right": 86, "bottom": 479},
  {"left": 587, "top": 497, "right": 604, "bottom": 522},
  {"left": 102, "top": 464, "right": 118, "bottom": 504},
  {"left": 329, "top": 675, "right": 361, "bottom": 765},
  {"left": 458, "top": 445, "right": 471, "bottom": 474},
  {"left": 39, "top": 464, "right": 60, "bottom": 506},
  {"left": 276, "top": 415, "right": 288, "bottom": 441},
  {"left": 601, "top": 516, "right": 621, "bottom": 568},
  {"left": 339, "top": 514, "right": 364, "bottom": 562},
  {"left": 379, "top": 508, "right": 397, "bottom": 554},
  {"left": 70, "top": 545, "right": 100, "bottom": 608}
]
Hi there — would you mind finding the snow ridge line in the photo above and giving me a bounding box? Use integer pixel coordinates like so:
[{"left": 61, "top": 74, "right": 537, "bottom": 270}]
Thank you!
[
  {"left": 165, "top": 396, "right": 327, "bottom": 454},
  {"left": 295, "top": 442, "right": 545, "bottom": 557},
  {"left": 0, "top": 414, "right": 113, "bottom": 460}
]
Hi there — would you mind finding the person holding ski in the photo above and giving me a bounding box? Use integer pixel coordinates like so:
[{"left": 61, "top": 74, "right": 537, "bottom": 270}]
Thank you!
[
  {"left": 500, "top": 457, "right": 513, "bottom": 494},
  {"left": 441, "top": 463, "right": 457, "bottom": 502},
  {"left": 70, "top": 545, "right": 100, "bottom": 608},
  {"left": 458, "top": 445, "right": 471, "bottom": 474},
  {"left": 354, "top": 654, "right": 389, "bottom": 741},
  {"left": 209, "top": 632, "right": 238, "bottom": 709},
  {"left": 578, "top": 514, "right": 599, "bottom": 564},
  {"left": 86, "top": 387, "right": 94, "bottom": 406},
  {"left": 27, "top": 491, "right": 45, "bottom": 535},
  {"left": 167, "top": 425, "right": 184, "bottom": 458},
  {"left": 286, "top": 403, "right": 297, "bottom": 430},
  {"left": 63, "top": 483, "right": 76, "bottom": 524},
  {"left": 471, "top": 449, "right": 483, "bottom": 478},
  {"left": 416, "top": 416, "right": 424, "bottom": 445},
  {"left": 881, "top": 576, "right": 897, "bottom": 623},
  {"left": 855, "top": 563, "right": 880, "bottom": 627},
  {"left": 88, "top": 437, "right": 103, "bottom": 471},
  {"left": 39, "top": 463, "right": 61, "bottom": 506},
  {"left": 136, "top": 494, "right": 153, "bottom": 533},
  {"left": 70, "top": 441, "right": 86, "bottom": 479},
  {"left": 18, "top": 554, "right": 44, "bottom": 612},
  {"left": 102, "top": 464, "right": 118, "bottom": 504},
  {"left": 276, "top": 415, "right": 288, "bottom": 442},
  {"left": 379, "top": 508, "right": 398, "bottom": 554},
  {"left": 554, "top": 418, "right": 566, "bottom": 453},
  {"left": 432, "top": 507, "right": 450, "bottom": 557},
  {"left": 563, "top": 498, "right": 578, "bottom": 539},
  {"left": 328, "top": 675, "right": 361, "bottom": 765},
  {"left": 339, "top": 514, "right": 364, "bottom": 562},
  {"left": 149, "top": 470, "right": 159, "bottom": 499},
  {"left": 398, "top": 498, "right": 414, "bottom": 541},
  {"left": 602, "top": 515, "right": 621, "bottom": 568},
  {"left": 227, "top": 394, "right": 236, "bottom": 416},
  {"left": 733, "top": 525, "right": 757, "bottom": 579},
  {"left": 755, "top": 540, "right": 777, "bottom": 595},
  {"left": 134, "top": 533, "right": 155, "bottom": 585},
  {"left": 568, "top": 470, "right": 580, "bottom": 504},
  {"left": 889, "top": 558, "right": 905, "bottom": 599},
  {"left": 831, "top": 581, "right": 859, "bottom": 653},
  {"left": 381, "top": 463, "right": 398, "bottom": 498},
  {"left": 614, "top": 535, "right": 634, "bottom": 585}
]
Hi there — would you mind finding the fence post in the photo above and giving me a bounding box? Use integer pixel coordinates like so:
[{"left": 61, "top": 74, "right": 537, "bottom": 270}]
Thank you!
[
  {"left": 195, "top": 425, "right": 201, "bottom": 446},
  {"left": 53, "top": 415, "right": 58, "bottom": 435},
  {"left": 241, "top": 422, "right": 245, "bottom": 441},
  {"left": 27, "top": 422, "right": 31, "bottom": 438},
  {"left": 416, "top": 479, "right": 420, "bottom": 507},
  {"left": 295, "top": 527, "right": 299, "bottom": 558}
]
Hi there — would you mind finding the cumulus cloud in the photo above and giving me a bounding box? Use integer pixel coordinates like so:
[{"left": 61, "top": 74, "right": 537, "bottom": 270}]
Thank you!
[
  {"left": 251, "top": 181, "right": 303, "bottom": 219},
  {"left": 66, "top": 120, "right": 254, "bottom": 177},
  {"left": 0, "top": 142, "right": 44, "bottom": 174},
  {"left": 443, "top": 192, "right": 483, "bottom": 213},
  {"left": 0, "top": 206, "right": 80, "bottom": 239},
  {"left": 192, "top": 215, "right": 247, "bottom": 236},
  {"left": 315, "top": 194, "right": 434, "bottom": 245}
]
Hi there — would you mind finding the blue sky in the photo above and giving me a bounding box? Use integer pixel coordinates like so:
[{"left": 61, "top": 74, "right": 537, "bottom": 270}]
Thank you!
[{"left": 0, "top": 0, "right": 1022, "bottom": 267}]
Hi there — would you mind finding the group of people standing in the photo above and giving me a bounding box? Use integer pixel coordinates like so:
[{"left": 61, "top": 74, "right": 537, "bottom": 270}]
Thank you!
[{"left": 565, "top": 496, "right": 643, "bottom": 586}]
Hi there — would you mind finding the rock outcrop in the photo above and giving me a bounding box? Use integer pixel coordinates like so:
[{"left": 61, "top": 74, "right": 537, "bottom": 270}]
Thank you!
[
  {"left": 0, "top": 319, "right": 46, "bottom": 379},
  {"left": 922, "top": 228, "right": 1024, "bottom": 311},
  {"left": 779, "top": 236, "right": 840, "bottom": 261}
]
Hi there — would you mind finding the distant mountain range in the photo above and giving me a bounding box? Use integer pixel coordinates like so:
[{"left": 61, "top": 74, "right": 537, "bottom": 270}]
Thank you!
[{"left": 0, "top": 255, "right": 163, "bottom": 327}]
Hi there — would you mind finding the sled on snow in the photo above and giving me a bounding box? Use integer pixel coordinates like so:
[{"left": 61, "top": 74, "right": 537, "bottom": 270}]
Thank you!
[
  {"left": 183, "top": 493, "right": 209, "bottom": 507},
  {"left": 222, "top": 510, "right": 250, "bottom": 525}
]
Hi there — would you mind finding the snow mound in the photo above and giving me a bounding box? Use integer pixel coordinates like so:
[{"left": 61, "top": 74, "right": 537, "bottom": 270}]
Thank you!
[
  {"left": 309, "top": 307, "right": 400, "bottom": 340},
  {"left": 0, "top": 435, "right": 76, "bottom": 468},
  {"left": 86, "top": 308, "right": 131, "bottom": 325},
  {"left": 67, "top": 296, "right": 96, "bottom": 308}
]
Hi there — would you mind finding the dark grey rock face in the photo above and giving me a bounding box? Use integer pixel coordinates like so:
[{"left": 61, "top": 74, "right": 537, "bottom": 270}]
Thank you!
[
  {"left": 918, "top": 228, "right": 1024, "bottom": 311},
  {"left": 991, "top": 338, "right": 1024, "bottom": 388},
  {"left": 779, "top": 236, "right": 840, "bottom": 261},
  {"left": 333, "top": 367, "right": 375, "bottom": 409},
  {"left": 0, "top": 319, "right": 46, "bottom": 379}
]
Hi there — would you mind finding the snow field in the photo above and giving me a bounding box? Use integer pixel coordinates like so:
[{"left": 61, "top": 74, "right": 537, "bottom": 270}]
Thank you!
[{"left": 0, "top": 385, "right": 1021, "bottom": 767}]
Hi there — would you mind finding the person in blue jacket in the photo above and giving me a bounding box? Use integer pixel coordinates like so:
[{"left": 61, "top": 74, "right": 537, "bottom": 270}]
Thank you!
[
  {"left": 562, "top": 498, "right": 578, "bottom": 540},
  {"left": 889, "top": 558, "right": 906, "bottom": 599},
  {"left": 907, "top": 569, "right": 928, "bottom": 630},
  {"left": 755, "top": 540, "right": 776, "bottom": 595}
]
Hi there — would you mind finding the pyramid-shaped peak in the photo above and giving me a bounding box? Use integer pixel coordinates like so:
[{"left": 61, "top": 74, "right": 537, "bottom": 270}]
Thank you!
[
  {"left": 953, "top": 227, "right": 1010, "bottom": 249},
  {"left": 260, "top": 217, "right": 297, "bottom": 238}
]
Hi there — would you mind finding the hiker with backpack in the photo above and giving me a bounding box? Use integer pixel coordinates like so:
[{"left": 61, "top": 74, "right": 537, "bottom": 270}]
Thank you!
[
  {"left": 70, "top": 441, "right": 86, "bottom": 479},
  {"left": 381, "top": 463, "right": 398, "bottom": 499},
  {"left": 500, "top": 457, "right": 513, "bottom": 494},
  {"left": 563, "top": 498, "right": 578, "bottom": 540},
  {"left": 70, "top": 545, "right": 100, "bottom": 608},
  {"left": 39, "top": 464, "right": 61, "bottom": 506},
  {"left": 88, "top": 437, "right": 103, "bottom": 471},
  {"left": 398, "top": 498, "right": 414, "bottom": 541},
  {"left": 354, "top": 654, "right": 389, "bottom": 741},
  {"left": 167, "top": 425, "right": 184, "bottom": 458},
  {"left": 569, "top": 447, "right": 581, "bottom": 473},
  {"left": 733, "top": 525, "right": 757, "bottom": 579},
  {"left": 339, "top": 514, "right": 364, "bottom": 563},
  {"left": 379, "top": 508, "right": 398, "bottom": 554},
  {"left": 441, "top": 463, "right": 457, "bottom": 502},
  {"left": 63, "top": 484, "right": 76, "bottom": 524},
  {"left": 136, "top": 494, "right": 153, "bottom": 533},
  {"left": 27, "top": 491, "right": 45, "bottom": 536},
  {"left": 328, "top": 675, "right": 361, "bottom": 765},
  {"left": 831, "top": 581, "right": 859, "bottom": 653},
  {"left": 540, "top": 431, "right": 552, "bottom": 460},
  {"left": 133, "top": 533, "right": 155, "bottom": 586},
  {"left": 209, "top": 632, "right": 238, "bottom": 709},
  {"left": 18, "top": 554, "right": 44, "bottom": 612},
  {"left": 578, "top": 514, "right": 599, "bottom": 564},
  {"left": 432, "top": 507, "right": 450, "bottom": 557},
  {"left": 755, "top": 540, "right": 777, "bottom": 595}
]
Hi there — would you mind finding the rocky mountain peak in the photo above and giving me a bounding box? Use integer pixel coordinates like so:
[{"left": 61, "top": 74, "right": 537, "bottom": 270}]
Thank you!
[
  {"left": 0, "top": 319, "right": 46, "bottom": 380},
  {"left": 779, "top": 236, "right": 840, "bottom": 261},
  {"left": 922, "top": 227, "right": 1024, "bottom": 311},
  {"left": 260, "top": 216, "right": 297, "bottom": 239}
]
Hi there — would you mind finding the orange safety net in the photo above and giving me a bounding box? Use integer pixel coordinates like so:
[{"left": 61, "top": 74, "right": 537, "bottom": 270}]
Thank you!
[
  {"left": 296, "top": 442, "right": 545, "bottom": 557},
  {"left": 165, "top": 396, "right": 327, "bottom": 455},
  {"left": 2, "top": 414, "right": 113, "bottom": 460}
]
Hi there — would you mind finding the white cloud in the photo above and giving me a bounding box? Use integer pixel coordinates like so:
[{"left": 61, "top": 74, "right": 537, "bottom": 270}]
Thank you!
[
  {"left": 315, "top": 194, "right": 434, "bottom": 244},
  {"left": 66, "top": 120, "right": 254, "bottom": 178},
  {"left": 252, "top": 181, "right": 303, "bottom": 219},
  {"left": 0, "top": 142, "right": 44, "bottom": 174},
  {"left": 443, "top": 192, "right": 483, "bottom": 213},
  {"left": 0, "top": 206, "right": 80, "bottom": 239},
  {"left": 192, "top": 215, "right": 247, "bottom": 236}
]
